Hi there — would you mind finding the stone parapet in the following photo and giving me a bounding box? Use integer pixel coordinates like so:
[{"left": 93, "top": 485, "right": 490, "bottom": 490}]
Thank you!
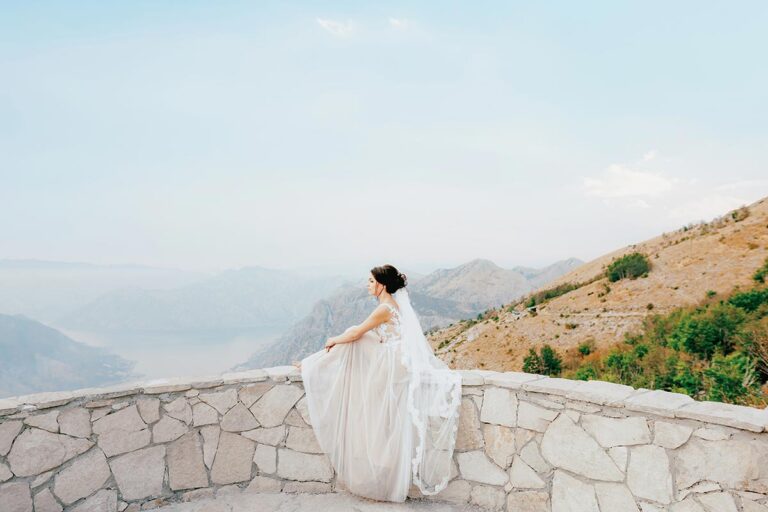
[{"left": 0, "top": 368, "right": 767, "bottom": 511}]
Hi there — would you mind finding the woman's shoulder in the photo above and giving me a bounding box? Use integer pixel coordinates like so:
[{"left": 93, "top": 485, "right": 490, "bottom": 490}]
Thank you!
[
  {"left": 381, "top": 302, "right": 400, "bottom": 316},
  {"left": 376, "top": 302, "right": 399, "bottom": 315}
]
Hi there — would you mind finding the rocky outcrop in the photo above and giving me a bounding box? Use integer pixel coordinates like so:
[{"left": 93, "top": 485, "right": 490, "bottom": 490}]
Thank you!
[{"left": 0, "top": 367, "right": 766, "bottom": 512}]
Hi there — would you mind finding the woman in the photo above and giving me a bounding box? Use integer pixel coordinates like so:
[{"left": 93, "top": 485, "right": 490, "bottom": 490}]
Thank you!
[{"left": 297, "top": 264, "right": 462, "bottom": 502}]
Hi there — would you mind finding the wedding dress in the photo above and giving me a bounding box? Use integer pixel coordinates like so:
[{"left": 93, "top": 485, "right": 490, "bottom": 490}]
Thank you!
[{"left": 300, "top": 287, "right": 462, "bottom": 502}]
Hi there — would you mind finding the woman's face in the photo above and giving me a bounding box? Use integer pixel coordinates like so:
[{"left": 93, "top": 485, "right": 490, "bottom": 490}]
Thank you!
[{"left": 368, "top": 273, "right": 381, "bottom": 296}]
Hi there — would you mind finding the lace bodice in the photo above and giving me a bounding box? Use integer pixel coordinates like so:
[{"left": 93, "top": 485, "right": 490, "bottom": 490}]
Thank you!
[{"left": 375, "top": 303, "right": 402, "bottom": 344}]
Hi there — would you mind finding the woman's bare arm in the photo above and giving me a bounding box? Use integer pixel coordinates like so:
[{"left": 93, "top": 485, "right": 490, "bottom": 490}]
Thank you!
[{"left": 327, "top": 305, "right": 392, "bottom": 346}]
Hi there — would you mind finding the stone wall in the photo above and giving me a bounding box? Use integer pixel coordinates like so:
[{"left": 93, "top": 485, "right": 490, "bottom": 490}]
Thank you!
[{"left": 0, "top": 367, "right": 767, "bottom": 512}]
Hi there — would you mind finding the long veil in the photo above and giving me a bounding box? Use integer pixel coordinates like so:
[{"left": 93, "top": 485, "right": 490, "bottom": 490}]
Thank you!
[{"left": 393, "top": 287, "right": 462, "bottom": 495}]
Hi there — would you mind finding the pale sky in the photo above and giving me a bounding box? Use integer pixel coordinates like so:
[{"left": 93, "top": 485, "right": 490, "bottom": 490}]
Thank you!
[{"left": 2, "top": 1, "right": 767, "bottom": 274}]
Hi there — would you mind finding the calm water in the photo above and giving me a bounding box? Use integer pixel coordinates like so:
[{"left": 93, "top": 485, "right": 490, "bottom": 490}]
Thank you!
[{"left": 57, "top": 326, "right": 285, "bottom": 381}]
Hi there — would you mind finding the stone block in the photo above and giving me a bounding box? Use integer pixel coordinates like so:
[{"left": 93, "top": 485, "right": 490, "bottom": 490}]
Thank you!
[
  {"left": 192, "top": 402, "right": 219, "bottom": 426},
  {"left": 480, "top": 387, "right": 517, "bottom": 427},
  {"left": 92, "top": 405, "right": 146, "bottom": 435},
  {"left": 565, "top": 380, "right": 636, "bottom": 406},
  {"left": 508, "top": 456, "right": 545, "bottom": 489},
  {"left": 540, "top": 414, "right": 623, "bottom": 482},
  {"left": 241, "top": 425, "right": 285, "bottom": 446},
  {"left": 253, "top": 444, "right": 277, "bottom": 474},
  {"left": 0, "top": 420, "right": 23, "bottom": 456},
  {"left": 245, "top": 476, "right": 282, "bottom": 492},
  {"left": 675, "top": 401, "right": 768, "bottom": 432},
  {"left": 8, "top": 428, "right": 93, "bottom": 477},
  {"left": 581, "top": 414, "right": 651, "bottom": 447},
  {"left": 163, "top": 397, "right": 192, "bottom": 425},
  {"left": 136, "top": 398, "right": 160, "bottom": 424},
  {"left": 33, "top": 488, "right": 61, "bottom": 512},
  {"left": 506, "top": 490, "right": 549, "bottom": 512},
  {"left": 109, "top": 445, "right": 166, "bottom": 501},
  {"left": 517, "top": 401, "right": 559, "bottom": 432},
  {"left": 211, "top": 432, "right": 255, "bottom": 484},
  {"left": 456, "top": 398, "right": 484, "bottom": 451},
  {"left": 238, "top": 382, "right": 275, "bottom": 408},
  {"left": 0, "top": 481, "right": 32, "bottom": 512},
  {"left": 551, "top": 470, "right": 599, "bottom": 512},
  {"left": 285, "top": 426, "right": 322, "bottom": 454},
  {"left": 653, "top": 421, "right": 692, "bottom": 449},
  {"left": 98, "top": 428, "right": 151, "bottom": 457},
  {"left": 594, "top": 483, "right": 638, "bottom": 512},
  {"left": 199, "top": 389, "right": 238, "bottom": 415},
  {"left": 624, "top": 389, "right": 694, "bottom": 418},
  {"left": 52, "top": 448, "right": 111, "bottom": 505},
  {"left": 200, "top": 425, "right": 220, "bottom": 470},
  {"left": 276, "top": 448, "right": 333, "bottom": 482},
  {"left": 627, "top": 445, "right": 673, "bottom": 504},
  {"left": 470, "top": 484, "right": 506, "bottom": 511},
  {"left": 152, "top": 415, "right": 188, "bottom": 443},
  {"left": 70, "top": 489, "right": 117, "bottom": 512},
  {"left": 485, "top": 372, "right": 543, "bottom": 389},
  {"left": 482, "top": 424, "right": 515, "bottom": 468},
  {"left": 456, "top": 450, "right": 508, "bottom": 485},
  {"left": 221, "top": 403, "right": 259, "bottom": 432},
  {"left": 249, "top": 385, "right": 304, "bottom": 428},
  {"left": 24, "top": 411, "right": 59, "bottom": 433},
  {"left": 168, "top": 432, "right": 208, "bottom": 491},
  {"left": 522, "top": 377, "right": 584, "bottom": 398},
  {"left": 58, "top": 408, "right": 91, "bottom": 438}
]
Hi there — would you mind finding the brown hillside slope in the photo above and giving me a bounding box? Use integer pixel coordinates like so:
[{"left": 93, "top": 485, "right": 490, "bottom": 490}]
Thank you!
[{"left": 429, "top": 196, "right": 768, "bottom": 371}]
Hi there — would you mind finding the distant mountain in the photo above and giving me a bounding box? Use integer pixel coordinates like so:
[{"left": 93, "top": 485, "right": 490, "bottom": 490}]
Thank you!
[
  {"left": 0, "top": 314, "right": 138, "bottom": 398},
  {"left": 61, "top": 266, "right": 347, "bottom": 332},
  {"left": 234, "top": 258, "right": 582, "bottom": 369},
  {"left": 0, "top": 259, "right": 205, "bottom": 324}
]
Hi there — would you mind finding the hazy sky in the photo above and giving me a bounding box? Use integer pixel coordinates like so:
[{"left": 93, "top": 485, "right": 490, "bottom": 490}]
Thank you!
[{"left": 2, "top": 1, "right": 767, "bottom": 275}]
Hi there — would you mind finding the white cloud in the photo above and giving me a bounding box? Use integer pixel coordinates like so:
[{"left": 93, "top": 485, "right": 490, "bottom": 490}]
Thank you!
[
  {"left": 582, "top": 164, "right": 678, "bottom": 198},
  {"left": 642, "top": 149, "right": 657, "bottom": 161},
  {"left": 714, "top": 179, "right": 768, "bottom": 192},
  {"left": 389, "top": 18, "right": 410, "bottom": 31},
  {"left": 667, "top": 194, "right": 749, "bottom": 223},
  {"left": 316, "top": 18, "right": 356, "bottom": 38}
]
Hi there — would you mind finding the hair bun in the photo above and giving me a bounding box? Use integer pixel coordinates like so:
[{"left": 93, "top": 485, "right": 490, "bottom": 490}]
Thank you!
[{"left": 370, "top": 265, "right": 407, "bottom": 294}]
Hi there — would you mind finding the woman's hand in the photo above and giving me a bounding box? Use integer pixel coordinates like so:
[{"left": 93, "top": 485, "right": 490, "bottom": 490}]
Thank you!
[{"left": 324, "top": 337, "right": 337, "bottom": 352}]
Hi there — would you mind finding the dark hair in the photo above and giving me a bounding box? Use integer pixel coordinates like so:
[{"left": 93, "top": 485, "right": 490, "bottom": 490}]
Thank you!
[{"left": 370, "top": 264, "right": 407, "bottom": 294}]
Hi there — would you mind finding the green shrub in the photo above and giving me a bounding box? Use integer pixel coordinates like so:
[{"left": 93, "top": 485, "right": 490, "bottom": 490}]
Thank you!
[
  {"left": 656, "top": 355, "right": 704, "bottom": 397},
  {"left": 729, "top": 288, "right": 768, "bottom": 313},
  {"left": 754, "top": 257, "right": 768, "bottom": 283},
  {"left": 578, "top": 342, "right": 593, "bottom": 356},
  {"left": 526, "top": 282, "right": 582, "bottom": 308},
  {"left": 668, "top": 303, "right": 746, "bottom": 359},
  {"left": 606, "top": 252, "right": 651, "bottom": 282},
  {"left": 604, "top": 350, "right": 642, "bottom": 383},
  {"left": 730, "top": 205, "right": 750, "bottom": 222},
  {"left": 523, "top": 344, "right": 563, "bottom": 376},
  {"left": 634, "top": 344, "right": 650, "bottom": 358},
  {"left": 704, "top": 352, "right": 757, "bottom": 403},
  {"left": 706, "top": 290, "right": 717, "bottom": 298},
  {"left": 573, "top": 362, "right": 599, "bottom": 381}
]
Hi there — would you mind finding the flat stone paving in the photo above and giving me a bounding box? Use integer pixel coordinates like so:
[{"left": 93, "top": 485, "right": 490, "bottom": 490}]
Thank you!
[{"left": 147, "top": 491, "right": 487, "bottom": 512}]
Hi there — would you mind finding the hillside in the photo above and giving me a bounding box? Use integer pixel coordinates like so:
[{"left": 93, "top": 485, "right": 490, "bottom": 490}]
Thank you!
[
  {"left": 235, "top": 258, "right": 582, "bottom": 369},
  {"left": 429, "top": 196, "right": 768, "bottom": 372},
  {"left": 0, "top": 314, "right": 138, "bottom": 398}
]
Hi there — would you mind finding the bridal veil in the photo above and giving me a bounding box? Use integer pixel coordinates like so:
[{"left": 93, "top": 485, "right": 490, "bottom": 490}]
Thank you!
[{"left": 393, "top": 287, "right": 462, "bottom": 495}]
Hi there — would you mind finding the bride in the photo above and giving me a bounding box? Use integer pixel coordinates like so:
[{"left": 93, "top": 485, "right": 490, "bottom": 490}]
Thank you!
[{"left": 296, "top": 264, "right": 462, "bottom": 502}]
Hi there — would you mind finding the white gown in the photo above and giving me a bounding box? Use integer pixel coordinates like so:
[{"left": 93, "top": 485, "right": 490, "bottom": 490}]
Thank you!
[{"left": 300, "top": 303, "right": 413, "bottom": 502}]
